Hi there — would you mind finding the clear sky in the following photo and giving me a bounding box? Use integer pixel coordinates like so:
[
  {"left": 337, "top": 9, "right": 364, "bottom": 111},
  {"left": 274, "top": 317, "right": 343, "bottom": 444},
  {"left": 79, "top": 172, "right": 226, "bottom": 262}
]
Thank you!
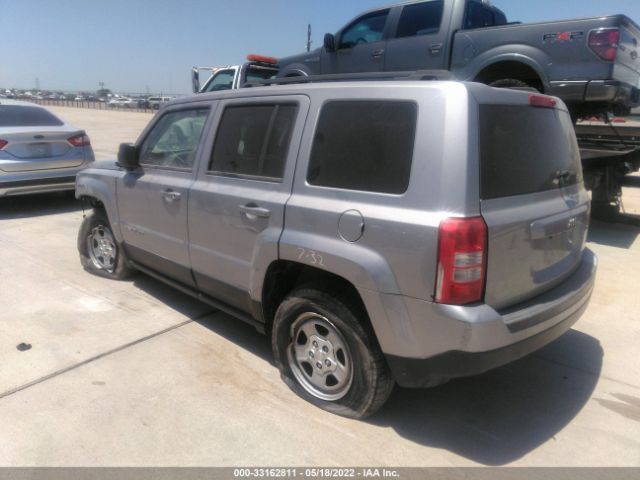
[{"left": 1, "top": 0, "right": 639, "bottom": 95}]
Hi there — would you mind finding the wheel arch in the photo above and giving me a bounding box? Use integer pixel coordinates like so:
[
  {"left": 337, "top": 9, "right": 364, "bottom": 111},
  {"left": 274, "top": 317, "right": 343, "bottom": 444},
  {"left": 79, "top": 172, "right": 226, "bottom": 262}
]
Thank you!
[
  {"left": 473, "top": 59, "right": 546, "bottom": 92},
  {"left": 75, "top": 173, "right": 123, "bottom": 242},
  {"left": 277, "top": 64, "right": 311, "bottom": 78},
  {"left": 261, "top": 261, "right": 371, "bottom": 336}
]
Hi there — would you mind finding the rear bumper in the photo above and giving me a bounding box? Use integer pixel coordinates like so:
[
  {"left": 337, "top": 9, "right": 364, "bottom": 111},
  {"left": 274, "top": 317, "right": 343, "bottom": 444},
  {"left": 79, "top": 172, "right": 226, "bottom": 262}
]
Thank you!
[
  {"left": 548, "top": 80, "right": 640, "bottom": 108},
  {"left": 0, "top": 173, "right": 79, "bottom": 197},
  {"left": 381, "top": 249, "right": 597, "bottom": 388}
]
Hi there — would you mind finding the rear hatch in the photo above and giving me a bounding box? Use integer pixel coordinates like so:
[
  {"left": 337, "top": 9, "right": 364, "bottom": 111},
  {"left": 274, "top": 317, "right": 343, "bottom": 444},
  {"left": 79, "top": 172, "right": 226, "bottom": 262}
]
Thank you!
[
  {"left": 479, "top": 99, "right": 590, "bottom": 310},
  {"left": 0, "top": 105, "right": 86, "bottom": 172}
]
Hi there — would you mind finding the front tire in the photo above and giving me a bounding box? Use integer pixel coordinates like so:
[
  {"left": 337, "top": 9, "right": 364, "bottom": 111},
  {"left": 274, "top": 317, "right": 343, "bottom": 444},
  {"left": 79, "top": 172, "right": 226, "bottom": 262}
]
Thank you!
[
  {"left": 272, "top": 288, "right": 394, "bottom": 419},
  {"left": 78, "top": 210, "right": 134, "bottom": 280}
]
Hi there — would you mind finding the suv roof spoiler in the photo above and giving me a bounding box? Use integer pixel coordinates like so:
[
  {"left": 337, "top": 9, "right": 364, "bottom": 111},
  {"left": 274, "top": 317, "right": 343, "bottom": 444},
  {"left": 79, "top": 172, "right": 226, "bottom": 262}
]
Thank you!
[{"left": 244, "top": 69, "right": 452, "bottom": 88}]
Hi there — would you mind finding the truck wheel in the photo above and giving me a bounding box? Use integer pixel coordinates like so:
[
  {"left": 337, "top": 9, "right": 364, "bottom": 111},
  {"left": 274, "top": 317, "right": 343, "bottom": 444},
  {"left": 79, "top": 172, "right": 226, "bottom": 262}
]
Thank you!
[
  {"left": 272, "top": 288, "right": 394, "bottom": 419},
  {"left": 489, "top": 78, "right": 538, "bottom": 92},
  {"left": 78, "top": 210, "right": 134, "bottom": 280}
]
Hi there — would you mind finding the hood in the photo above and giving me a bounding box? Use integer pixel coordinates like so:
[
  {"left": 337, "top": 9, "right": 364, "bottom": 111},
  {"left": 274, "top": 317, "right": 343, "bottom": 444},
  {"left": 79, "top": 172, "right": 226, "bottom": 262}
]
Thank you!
[{"left": 91, "top": 159, "right": 120, "bottom": 170}]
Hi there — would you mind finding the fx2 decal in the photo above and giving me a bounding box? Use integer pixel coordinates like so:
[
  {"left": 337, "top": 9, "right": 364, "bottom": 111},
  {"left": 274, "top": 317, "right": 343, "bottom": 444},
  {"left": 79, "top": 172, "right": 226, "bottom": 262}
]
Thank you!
[{"left": 543, "top": 31, "right": 584, "bottom": 43}]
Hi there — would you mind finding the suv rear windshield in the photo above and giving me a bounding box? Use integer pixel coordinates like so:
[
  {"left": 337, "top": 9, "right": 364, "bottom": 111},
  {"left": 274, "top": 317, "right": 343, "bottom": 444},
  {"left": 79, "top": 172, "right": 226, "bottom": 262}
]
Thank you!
[
  {"left": 479, "top": 105, "right": 582, "bottom": 200},
  {"left": 0, "top": 105, "right": 64, "bottom": 127}
]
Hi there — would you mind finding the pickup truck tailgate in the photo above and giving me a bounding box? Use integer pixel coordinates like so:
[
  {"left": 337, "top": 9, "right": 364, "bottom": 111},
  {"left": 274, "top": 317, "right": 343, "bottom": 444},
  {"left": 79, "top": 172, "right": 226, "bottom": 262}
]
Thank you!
[{"left": 614, "top": 18, "right": 640, "bottom": 89}]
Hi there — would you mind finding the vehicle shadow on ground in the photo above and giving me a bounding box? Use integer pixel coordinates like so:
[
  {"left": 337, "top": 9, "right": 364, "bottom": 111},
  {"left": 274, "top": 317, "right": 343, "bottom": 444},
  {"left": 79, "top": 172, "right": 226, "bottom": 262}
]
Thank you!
[
  {"left": 132, "top": 275, "right": 216, "bottom": 320},
  {"left": 131, "top": 274, "right": 273, "bottom": 359},
  {"left": 129, "top": 274, "right": 602, "bottom": 466},
  {"left": 370, "top": 329, "right": 602, "bottom": 465},
  {"left": 0, "top": 192, "right": 83, "bottom": 219},
  {"left": 588, "top": 219, "right": 639, "bottom": 248}
]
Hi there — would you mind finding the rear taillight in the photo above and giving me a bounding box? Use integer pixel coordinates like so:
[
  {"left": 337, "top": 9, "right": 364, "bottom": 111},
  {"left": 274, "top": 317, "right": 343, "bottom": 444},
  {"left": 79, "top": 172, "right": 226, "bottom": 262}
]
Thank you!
[
  {"left": 589, "top": 28, "right": 620, "bottom": 62},
  {"left": 435, "top": 217, "right": 487, "bottom": 305},
  {"left": 68, "top": 134, "right": 90, "bottom": 147},
  {"left": 0, "top": 139, "right": 7, "bottom": 150}
]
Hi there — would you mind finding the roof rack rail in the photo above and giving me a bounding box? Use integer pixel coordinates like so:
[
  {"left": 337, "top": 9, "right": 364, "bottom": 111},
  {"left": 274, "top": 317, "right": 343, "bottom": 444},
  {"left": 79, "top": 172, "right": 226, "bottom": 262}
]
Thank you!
[{"left": 243, "top": 69, "right": 452, "bottom": 87}]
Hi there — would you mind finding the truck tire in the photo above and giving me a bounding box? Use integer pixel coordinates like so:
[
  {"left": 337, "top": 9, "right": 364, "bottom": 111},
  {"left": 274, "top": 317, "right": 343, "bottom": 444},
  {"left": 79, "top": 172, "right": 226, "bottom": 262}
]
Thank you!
[
  {"left": 272, "top": 288, "right": 395, "bottom": 419},
  {"left": 489, "top": 78, "right": 538, "bottom": 92},
  {"left": 78, "top": 210, "right": 134, "bottom": 280}
]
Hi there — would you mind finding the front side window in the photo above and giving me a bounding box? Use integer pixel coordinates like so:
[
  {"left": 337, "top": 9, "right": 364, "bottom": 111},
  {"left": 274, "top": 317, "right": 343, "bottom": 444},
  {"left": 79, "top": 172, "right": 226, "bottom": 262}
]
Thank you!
[
  {"left": 339, "top": 10, "right": 389, "bottom": 49},
  {"left": 209, "top": 104, "right": 298, "bottom": 180},
  {"left": 307, "top": 101, "right": 417, "bottom": 194},
  {"left": 204, "top": 70, "right": 235, "bottom": 92},
  {"left": 139, "top": 108, "right": 208, "bottom": 169},
  {"left": 396, "top": 1, "right": 444, "bottom": 38}
]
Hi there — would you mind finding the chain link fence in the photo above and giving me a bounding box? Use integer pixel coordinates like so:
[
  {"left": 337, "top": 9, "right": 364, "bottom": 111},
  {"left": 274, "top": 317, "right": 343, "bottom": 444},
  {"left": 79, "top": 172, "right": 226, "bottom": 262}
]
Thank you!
[
  {"left": 24, "top": 95, "right": 187, "bottom": 113},
  {"left": 27, "top": 98, "right": 155, "bottom": 113}
]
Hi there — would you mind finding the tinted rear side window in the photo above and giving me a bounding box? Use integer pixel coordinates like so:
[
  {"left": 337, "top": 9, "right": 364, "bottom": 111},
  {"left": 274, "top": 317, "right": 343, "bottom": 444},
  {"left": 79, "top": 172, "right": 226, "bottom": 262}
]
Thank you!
[
  {"left": 0, "top": 105, "right": 64, "bottom": 127},
  {"left": 397, "top": 1, "right": 444, "bottom": 37},
  {"left": 307, "top": 101, "right": 417, "bottom": 194},
  {"left": 479, "top": 105, "right": 583, "bottom": 200},
  {"left": 464, "top": 2, "right": 501, "bottom": 29},
  {"left": 209, "top": 104, "right": 297, "bottom": 180}
]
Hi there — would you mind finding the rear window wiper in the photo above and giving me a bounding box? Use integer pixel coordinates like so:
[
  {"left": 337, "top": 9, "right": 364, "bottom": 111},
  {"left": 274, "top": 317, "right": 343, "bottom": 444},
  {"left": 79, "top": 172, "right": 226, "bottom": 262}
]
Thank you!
[{"left": 554, "top": 169, "right": 574, "bottom": 187}]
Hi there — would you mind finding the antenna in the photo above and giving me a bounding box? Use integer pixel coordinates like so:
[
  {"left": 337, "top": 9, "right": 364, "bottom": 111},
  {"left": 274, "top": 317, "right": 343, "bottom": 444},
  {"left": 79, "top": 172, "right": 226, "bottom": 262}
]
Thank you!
[{"left": 306, "top": 24, "right": 312, "bottom": 52}]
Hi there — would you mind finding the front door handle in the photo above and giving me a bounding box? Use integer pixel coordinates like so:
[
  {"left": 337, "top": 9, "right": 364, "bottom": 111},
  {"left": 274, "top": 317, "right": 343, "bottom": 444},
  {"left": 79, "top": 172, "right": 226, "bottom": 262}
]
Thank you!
[
  {"left": 239, "top": 203, "right": 271, "bottom": 219},
  {"left": 371, "top": 49, "right": 384, "bottom": 58},
  {"left": 162, "top": 190, "right": 181, "bottom": 202}
]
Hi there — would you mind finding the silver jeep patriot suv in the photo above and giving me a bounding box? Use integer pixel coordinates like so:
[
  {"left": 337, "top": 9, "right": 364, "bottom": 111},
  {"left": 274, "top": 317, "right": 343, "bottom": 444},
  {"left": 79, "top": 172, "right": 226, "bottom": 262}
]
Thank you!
[{"left": 76, "top": 80, "right": 597, "bottom": 418}]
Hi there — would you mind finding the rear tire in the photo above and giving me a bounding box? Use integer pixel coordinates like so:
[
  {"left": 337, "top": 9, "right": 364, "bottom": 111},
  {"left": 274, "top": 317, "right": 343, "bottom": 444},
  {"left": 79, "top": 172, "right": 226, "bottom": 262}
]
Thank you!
[
  {"left": 272, "top": 288, "right": 394, "bottom": 419},
  {"left": 489, "top": 78, "right": 538, "bottom": 92},
  {"left": 78, "top": 210, "right": 134, "bottom": 280}
]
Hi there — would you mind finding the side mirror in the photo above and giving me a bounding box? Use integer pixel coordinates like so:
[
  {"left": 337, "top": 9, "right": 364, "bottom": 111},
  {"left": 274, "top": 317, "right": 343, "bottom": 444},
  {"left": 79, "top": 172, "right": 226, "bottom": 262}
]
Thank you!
[
  {"left": 192, "top": 67, "right": 200, "bottom": 93},
  {"left": 324, "top": 33, "right": 336, "bottom": 53},
  {"left": 117, "top": 143, "right": 139, "bottom": 170}
]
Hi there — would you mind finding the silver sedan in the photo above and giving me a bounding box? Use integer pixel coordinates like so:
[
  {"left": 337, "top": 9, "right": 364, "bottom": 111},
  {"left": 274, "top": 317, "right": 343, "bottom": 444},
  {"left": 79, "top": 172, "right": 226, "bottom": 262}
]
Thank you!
[{"left": 0, "top": 100, "right": 95, "bottom": 197}]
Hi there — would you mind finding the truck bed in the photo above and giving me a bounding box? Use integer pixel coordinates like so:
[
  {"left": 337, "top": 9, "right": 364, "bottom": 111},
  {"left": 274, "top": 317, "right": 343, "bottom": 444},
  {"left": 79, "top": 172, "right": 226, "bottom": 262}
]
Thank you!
[{"left": 452, "top": 14, "right": 640, "bottom": 100}]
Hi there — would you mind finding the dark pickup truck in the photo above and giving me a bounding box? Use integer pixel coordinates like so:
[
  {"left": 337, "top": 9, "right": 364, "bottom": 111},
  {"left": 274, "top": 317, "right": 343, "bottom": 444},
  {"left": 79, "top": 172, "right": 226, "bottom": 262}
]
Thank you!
[{"left": 276, "top": 0, "right": 640, "bottom": 116}]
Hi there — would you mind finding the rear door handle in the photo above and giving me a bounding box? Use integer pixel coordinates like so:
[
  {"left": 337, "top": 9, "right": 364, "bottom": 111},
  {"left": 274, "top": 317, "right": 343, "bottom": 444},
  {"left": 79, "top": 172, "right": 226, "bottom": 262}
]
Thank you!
[
  {"left": 371, "top": 49, "right": 384, "bottom": 58},
  {"left": 429, "top": 43, "right": 443, "bottom": 54},
  {"left": 239, "top": 203, "right": 270, "bottom": 219},
  {"left": 161, "top": 190, "right": 181, "bottom": 202}
]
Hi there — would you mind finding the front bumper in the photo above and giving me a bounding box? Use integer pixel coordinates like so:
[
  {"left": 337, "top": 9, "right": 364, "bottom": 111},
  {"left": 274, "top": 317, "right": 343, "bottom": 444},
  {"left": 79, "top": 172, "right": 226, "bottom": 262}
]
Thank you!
[
  {"left": 380, "top": 249, "right": 597, "bottom": 388},
  {"left": 548, "top": 80, "right": 640, "bottom": 108}
]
